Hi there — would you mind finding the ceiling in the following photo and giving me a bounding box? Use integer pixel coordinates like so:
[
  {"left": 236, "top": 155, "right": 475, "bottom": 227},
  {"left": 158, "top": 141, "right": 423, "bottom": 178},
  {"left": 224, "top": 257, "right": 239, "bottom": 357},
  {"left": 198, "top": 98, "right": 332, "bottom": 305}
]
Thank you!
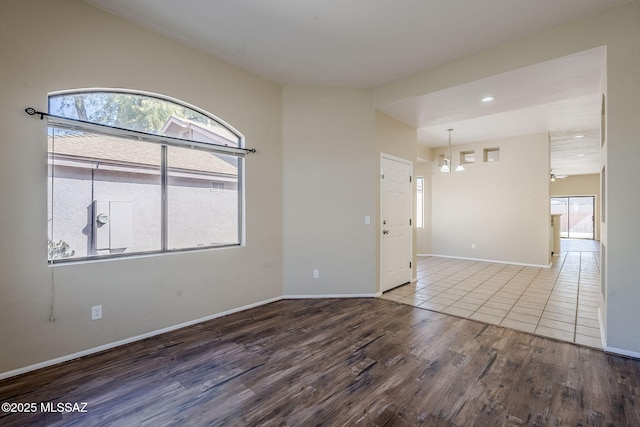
[
  {"left": 379, "top": 47, "right": 606, "bottom": 176},
  {"left": 84, "top": 0, "right": 629, "bottom": 176}
]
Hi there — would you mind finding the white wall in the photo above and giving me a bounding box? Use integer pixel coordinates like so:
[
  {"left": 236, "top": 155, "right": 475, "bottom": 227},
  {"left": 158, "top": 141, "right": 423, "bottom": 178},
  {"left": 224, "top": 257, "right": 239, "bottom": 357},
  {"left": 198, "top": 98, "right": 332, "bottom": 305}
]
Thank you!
[
  {"left": 375, "top": 1, "right": 640, "bottom": 355},
  {"left": 431, "top": 133, "right": 550, "bottom": 266},
  {"left": 375, "top": 112, "right": 418, "bottom": 281},
  {"left": 282, "top": 87, "right": 377, "bottom": 296},
  {"left": 603, "top": 4, "right": 640, "bottom": 353},
  {"left": 0, "top": 0, "right": 283, "bottom": 375}
]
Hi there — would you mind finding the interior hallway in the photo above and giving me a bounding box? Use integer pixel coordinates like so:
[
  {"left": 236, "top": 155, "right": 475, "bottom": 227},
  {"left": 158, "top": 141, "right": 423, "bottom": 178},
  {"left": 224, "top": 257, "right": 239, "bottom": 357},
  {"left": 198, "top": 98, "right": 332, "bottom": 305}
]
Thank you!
[{"left": 382, "top": 239, "right": 602, "bottom": 349}]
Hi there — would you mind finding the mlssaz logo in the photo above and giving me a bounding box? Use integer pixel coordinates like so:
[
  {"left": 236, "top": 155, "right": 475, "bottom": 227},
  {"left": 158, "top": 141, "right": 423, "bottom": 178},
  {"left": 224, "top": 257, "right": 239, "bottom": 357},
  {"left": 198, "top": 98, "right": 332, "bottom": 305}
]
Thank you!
[{"left": 40, "top": 402, "right": 88, "bottom": 413}]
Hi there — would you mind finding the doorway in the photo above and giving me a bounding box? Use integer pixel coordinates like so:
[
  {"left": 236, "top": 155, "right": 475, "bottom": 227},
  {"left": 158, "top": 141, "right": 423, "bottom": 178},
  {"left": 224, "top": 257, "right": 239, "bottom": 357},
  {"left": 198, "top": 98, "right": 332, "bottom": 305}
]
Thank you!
[
  {"left": 550, "top": 196, "right": 595, "bottom": 239},
  {"left": 380, "top": 154, "right": 413, "bottom": 292}
]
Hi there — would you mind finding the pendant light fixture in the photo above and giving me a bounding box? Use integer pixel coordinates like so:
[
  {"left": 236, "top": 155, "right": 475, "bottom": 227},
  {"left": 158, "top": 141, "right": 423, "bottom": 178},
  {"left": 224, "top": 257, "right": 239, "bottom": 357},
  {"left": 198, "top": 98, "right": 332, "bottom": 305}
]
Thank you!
[{"left": 440, "top": 128, "right": 465, "bottom": 173}]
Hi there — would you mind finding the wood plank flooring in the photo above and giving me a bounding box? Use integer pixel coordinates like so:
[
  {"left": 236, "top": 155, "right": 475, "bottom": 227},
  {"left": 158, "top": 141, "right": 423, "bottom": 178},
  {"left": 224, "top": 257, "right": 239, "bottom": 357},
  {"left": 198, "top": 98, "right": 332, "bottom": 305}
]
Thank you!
[{"left": 1, "top": 298, "right": 639, "bottom": 426}]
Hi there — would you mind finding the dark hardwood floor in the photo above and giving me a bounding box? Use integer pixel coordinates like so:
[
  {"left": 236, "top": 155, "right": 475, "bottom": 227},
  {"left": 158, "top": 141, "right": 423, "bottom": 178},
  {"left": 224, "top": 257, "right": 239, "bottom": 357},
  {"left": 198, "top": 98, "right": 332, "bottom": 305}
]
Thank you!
[{"left": 1, "top": 298, "right": 639, "bottom": 426}]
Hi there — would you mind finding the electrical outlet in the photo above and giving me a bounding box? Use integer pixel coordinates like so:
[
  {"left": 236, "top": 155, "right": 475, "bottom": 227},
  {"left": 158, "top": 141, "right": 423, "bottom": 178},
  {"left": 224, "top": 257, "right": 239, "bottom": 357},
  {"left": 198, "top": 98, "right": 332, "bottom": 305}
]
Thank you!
[
  {"left": 313, "top": 269, "right": 319, "bottom": 279},
  {"left": 91, "top": 305, "right": 102, "bottom": 320}
]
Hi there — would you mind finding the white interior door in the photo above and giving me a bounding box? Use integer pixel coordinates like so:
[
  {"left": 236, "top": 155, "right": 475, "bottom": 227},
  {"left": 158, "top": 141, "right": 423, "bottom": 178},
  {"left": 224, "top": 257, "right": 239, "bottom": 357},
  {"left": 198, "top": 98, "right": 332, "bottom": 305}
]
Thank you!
[{"left": 380, "top": 154, "right": 413, "bottom": 292}]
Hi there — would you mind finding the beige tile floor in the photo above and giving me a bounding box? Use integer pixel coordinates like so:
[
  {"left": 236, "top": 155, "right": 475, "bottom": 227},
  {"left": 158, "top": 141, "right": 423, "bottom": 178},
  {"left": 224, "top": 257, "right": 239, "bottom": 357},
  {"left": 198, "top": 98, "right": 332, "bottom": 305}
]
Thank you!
[{"left": 381, "top": 241, "right": 603, "bottom": 349}]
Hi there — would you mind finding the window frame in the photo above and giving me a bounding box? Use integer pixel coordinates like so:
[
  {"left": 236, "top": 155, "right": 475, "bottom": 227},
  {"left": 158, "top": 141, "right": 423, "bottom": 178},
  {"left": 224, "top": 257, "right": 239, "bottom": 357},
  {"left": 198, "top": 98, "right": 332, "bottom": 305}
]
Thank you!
[
  {"left": 416, "top": 176, "right": 425, "bottom": 229},
  {"left": 47, "top": 89, "right": 247, "bottom": 264},
  {"left": 483, "top": 147, "right": 500, "bottom": 162},
  {"left": 460, "top": 150, "right": 475, "bottom": 164}
]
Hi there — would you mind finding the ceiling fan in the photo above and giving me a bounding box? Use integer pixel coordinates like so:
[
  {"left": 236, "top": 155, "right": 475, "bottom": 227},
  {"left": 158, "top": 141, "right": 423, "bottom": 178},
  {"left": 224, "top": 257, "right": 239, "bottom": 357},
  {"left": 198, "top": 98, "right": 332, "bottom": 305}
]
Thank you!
[{"left": 550, "top": 170, "right": 568, "bottom": 182}]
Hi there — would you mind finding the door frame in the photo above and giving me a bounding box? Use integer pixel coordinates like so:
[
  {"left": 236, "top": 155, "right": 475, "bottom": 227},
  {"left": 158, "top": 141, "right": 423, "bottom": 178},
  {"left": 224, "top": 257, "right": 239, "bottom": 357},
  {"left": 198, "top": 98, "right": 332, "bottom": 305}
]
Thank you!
[{"left": 379, "top": 153, "right": 413, "bottom": 293}]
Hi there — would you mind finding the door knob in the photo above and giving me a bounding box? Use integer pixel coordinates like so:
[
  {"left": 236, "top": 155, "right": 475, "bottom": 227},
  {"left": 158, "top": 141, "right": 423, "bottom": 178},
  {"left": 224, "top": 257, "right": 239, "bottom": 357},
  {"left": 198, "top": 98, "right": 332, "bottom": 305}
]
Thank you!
[{"left": 383, "top": 230, "right": 389, "bottom": 235}]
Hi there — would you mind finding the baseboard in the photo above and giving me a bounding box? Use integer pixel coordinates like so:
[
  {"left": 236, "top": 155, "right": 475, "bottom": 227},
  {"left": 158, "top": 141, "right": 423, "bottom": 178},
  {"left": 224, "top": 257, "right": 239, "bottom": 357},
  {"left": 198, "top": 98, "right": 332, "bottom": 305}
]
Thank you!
[
  {"left": 605, "top": 346, "right": 640, "bottom": 360},
  {"left": 598, "top": 308, "right": 640, "bottom": 359},
  {"left": 0, "top": 295, "right": 283, "bottom": 381},
  {"left": 424, "top": 254, "right": 551, "bottom": 269},
  {"left": 283, "top": 293, "right": 379, "bottom": 299}
]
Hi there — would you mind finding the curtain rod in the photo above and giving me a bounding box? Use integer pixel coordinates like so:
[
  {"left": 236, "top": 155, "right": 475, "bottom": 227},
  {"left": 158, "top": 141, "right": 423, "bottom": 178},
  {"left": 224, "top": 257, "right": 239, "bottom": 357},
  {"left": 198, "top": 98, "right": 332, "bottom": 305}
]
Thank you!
[{"left": 24, "top": 107, "right": 256, "bottom": 156}]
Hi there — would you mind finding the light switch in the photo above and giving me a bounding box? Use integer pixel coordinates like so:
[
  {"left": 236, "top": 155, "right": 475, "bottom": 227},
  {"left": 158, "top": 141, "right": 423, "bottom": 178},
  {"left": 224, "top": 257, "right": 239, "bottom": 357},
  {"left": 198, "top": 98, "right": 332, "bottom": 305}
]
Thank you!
[{"left": 365, "top": 215, "right": 371, "bottom": 225}]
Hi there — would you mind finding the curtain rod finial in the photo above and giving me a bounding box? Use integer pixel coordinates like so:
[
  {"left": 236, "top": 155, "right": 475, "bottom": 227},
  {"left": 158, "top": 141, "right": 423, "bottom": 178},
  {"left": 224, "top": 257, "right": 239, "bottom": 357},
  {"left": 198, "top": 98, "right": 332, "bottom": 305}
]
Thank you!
[{"left": 25, "top": 107, "right": 45, "bottom": 119}]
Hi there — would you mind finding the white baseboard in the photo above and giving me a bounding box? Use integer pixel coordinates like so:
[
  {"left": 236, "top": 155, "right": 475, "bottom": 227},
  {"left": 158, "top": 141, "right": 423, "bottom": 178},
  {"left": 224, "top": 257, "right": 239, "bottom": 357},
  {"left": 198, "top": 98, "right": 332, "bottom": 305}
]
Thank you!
[
  {"left": 605, "top": 346, "right": 640, "bottom": 360},
  {"left": 597, "top": 307, "right": 640, "bottom": 360},
  {"left": 421, "top": 254, "right": 551, "bottom": 269},
  {"left": 283, "top": 293, "right": 378, "bottom": 299},
  {"left": 0, "top": 296, "right": 283, "bottom": 381}
]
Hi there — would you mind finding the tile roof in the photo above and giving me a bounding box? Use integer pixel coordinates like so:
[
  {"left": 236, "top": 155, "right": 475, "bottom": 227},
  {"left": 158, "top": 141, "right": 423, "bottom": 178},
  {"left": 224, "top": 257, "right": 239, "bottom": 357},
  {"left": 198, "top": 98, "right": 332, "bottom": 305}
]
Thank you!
[{"left": 49, "top": 133, "right": 237, "bottom": 176}]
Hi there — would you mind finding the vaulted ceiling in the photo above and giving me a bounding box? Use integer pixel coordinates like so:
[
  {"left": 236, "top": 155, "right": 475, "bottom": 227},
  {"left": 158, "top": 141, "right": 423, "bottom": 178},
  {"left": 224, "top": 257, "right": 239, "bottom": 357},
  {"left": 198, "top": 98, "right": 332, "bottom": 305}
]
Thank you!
[{"left": 84, "top": 0, "right": 631, "bottom": 176}]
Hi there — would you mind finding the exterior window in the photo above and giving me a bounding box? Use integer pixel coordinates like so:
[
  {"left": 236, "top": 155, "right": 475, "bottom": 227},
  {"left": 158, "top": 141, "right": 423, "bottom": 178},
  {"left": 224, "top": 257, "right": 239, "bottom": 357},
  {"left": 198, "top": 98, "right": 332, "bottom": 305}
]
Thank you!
[
  {"left": 483, "top": 147, "right": 500, "bottom": 162},
  {"left": 460, "top": 150, "right": 475, "bottom": 164},
  {"left": 47, "top": 90, "right": 245, "bottom": 262},
  {"left": 416, "top": 177, "right": 424, "bottom": 228},
  {"left": 601, "top": 166, "right": 606, "bottom": 223}
]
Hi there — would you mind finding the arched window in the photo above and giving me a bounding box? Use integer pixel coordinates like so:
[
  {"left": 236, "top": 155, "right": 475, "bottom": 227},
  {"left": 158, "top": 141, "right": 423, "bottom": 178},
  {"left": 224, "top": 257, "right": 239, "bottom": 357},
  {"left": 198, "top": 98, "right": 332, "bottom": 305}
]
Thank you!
[{"left": 46, "top": 89, "right": 249, "bottom": 262}]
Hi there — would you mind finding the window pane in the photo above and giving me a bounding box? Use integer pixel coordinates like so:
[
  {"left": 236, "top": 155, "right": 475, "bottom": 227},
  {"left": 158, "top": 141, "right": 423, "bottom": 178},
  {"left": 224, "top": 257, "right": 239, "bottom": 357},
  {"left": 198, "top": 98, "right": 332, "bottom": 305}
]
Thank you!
[
  {"left": 47, "top": 90, "right": 245, "bottom": 263},
  {"left": 48, "top": 128, "right": 161, "bottom": 261},
  {"left": 550, "top": 196, "right": 594, "bottom": 239},
  {"left": 568, "top": 196, "right": 594, "bottom": 239},
  {"left": 166, "top": 146, "right": 240, "bottom": 250},
  {"left": 483, "top": 148, "right": 500, "bottom": 162},
  {"left": 49, "top": 92, "right": 240, "bottom": 147},
  {"left": 416, "top": 177, "right": 424, "bottom": 228},
  {"left": 460, "top": 151, "right": 475, "bottom": 164}
]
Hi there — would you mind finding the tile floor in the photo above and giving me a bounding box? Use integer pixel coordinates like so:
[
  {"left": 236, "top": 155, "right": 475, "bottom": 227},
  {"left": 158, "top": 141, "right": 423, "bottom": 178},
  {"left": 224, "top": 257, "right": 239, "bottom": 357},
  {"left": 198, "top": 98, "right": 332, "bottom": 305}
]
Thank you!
[{"left": 381, "top": 240, "right": 603, "bottom": 349}]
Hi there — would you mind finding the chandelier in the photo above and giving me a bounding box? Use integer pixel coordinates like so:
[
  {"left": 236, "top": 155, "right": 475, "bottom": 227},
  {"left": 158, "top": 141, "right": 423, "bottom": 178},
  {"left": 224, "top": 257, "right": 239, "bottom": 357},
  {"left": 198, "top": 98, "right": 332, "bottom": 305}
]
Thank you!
[{"left": 440, "top": 129, "right": 465, "bottom": 173}]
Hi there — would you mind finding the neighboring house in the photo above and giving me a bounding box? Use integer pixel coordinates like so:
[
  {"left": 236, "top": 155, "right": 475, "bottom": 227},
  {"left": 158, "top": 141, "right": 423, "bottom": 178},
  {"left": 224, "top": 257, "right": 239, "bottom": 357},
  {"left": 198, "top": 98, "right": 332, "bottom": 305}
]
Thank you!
[{"left": 162, "top": 115, "right": 239, "bottom": 148}]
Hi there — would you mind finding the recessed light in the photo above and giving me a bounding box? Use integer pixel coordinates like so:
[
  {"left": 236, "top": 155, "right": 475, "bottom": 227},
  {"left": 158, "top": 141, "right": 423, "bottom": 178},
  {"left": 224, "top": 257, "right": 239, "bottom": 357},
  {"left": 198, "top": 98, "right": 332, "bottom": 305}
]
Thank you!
[
  {"left": 481, "top": 96, "right": 495, "bottom": 103},
  {"left": 574, "top": 134, "right": 584, "bottom": 138},
  {"left": 577, "top": 154, "right": 585, "bottom": 157}
]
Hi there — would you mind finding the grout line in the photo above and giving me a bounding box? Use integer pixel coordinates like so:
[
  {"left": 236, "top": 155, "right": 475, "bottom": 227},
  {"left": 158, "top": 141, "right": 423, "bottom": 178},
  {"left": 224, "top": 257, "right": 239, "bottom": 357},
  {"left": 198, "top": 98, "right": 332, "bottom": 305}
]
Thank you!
[
  {"left": 407, "top": 253, "right": 601, "bottom": 348},
  {"left": 573, "top": 251, "right": 582, "bottom": 342},
  {"left": 512, "top": 270, "right": 554, "bottom": 330},
  {"left": 470, "top": 266, "right": 527, "bottom": 319},
  {"left": 427, "top": 262, "right": 515, "bottom": 312},
  {"left": 537, "top": 252, "right": 574, "bottom": 334}
]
